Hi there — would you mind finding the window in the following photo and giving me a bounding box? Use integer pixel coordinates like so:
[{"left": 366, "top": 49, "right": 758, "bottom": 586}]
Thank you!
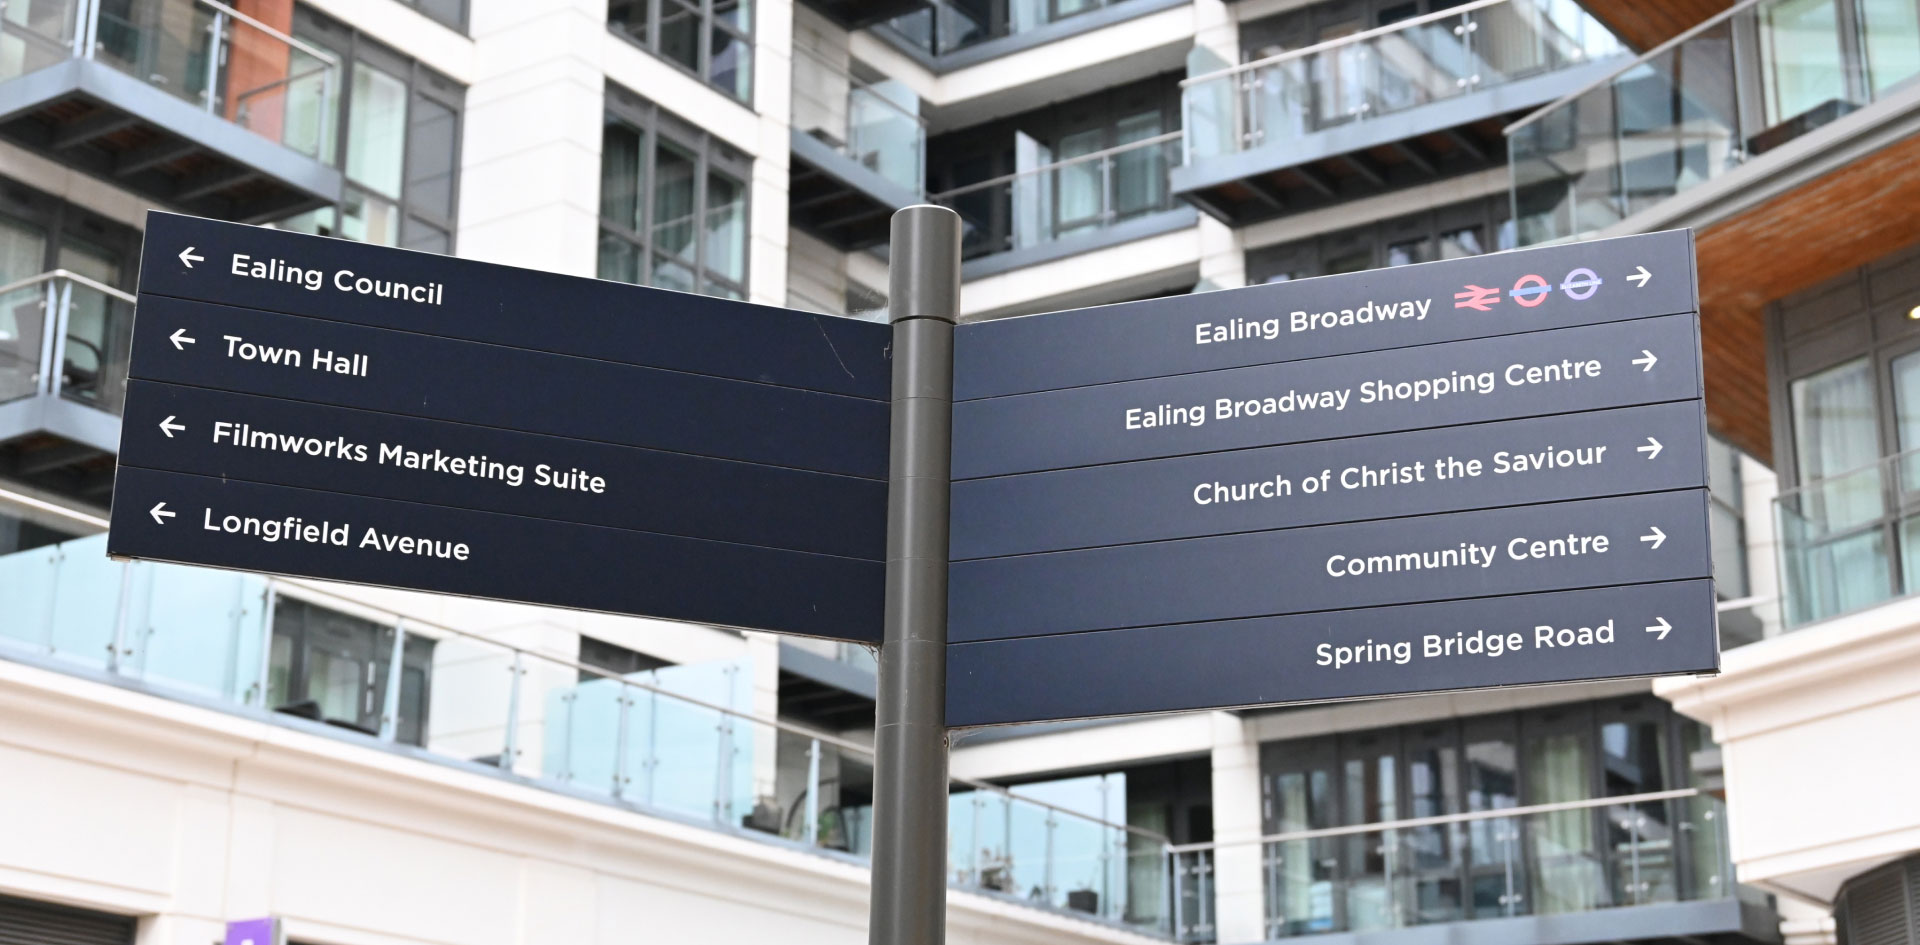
[
  {"left": 1246, "top": 194, "right": 1513, "bottom": 283},
  {"left": 579, "top": 635, "right": 671, "bottom": 681},
  {"left": 598, "top": 86, "right": 750, "bottom": 299},
  {"left": 275, "top": 10, "right": 464, "bottom": 254},
  {"left": 267, "top": 597, "right": 434, "bottom": 746},
  {"left": 1256, "top": 698, "right": 1722, "bottom": 931},
  {"left": 399, "top": 0, "right": 467, "bottom": 32},
  {"left": 608, "top": 0, "right": 754, "bottom": 102},
  {"left": 0, "top": 509, "right": 80, "bottom": 556}
]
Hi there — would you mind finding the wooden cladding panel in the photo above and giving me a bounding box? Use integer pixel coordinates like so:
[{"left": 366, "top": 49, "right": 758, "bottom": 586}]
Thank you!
[
  {"left": 1696, "top": 130, "right": 1920, "bottom": 462},
  {"left": 1579, "top": 0, "right": 1734, "bottom": 51}
]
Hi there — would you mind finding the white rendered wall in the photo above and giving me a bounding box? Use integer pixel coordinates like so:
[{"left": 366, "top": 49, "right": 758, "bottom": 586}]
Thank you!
[
  {"left": 1657, "top": 597, "right": 1920, "bottom": 905},
  {"left": 0, "top": 658, "right": 1163, "bottom": 945}
]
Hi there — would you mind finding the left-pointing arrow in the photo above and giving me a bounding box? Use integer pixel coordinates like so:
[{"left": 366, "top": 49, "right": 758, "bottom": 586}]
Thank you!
[
  {"left": 179, "top": 246, "right": 204, "bottom": 268},
  {"left": 150, "top": 502, "right": 175, "bottom": 525},
  {"left": 169, "top": 328, "right": 196, "bottom": 350},
  {"left": 158, "top": 415, "right": 185, "bottom": 438}
]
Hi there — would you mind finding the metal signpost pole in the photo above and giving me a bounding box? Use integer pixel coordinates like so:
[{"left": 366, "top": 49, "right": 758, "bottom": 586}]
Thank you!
[{"left": 869, "top": 205, "right": 961, "bottom": 945}]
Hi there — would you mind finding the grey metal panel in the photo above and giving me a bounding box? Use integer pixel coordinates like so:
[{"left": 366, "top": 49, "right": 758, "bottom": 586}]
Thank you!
[
  {"left": 778, "top": 639, "right": 879, "bottom": 699},
  {"left": 867, "top": 0, "right": 1188, "bottom": 73},
  {"left": 958, "top": 207, "right": 1198, "bottom": 280},
  {"left": 1168, "top": 57, "right": 1627, "bottom": 196},
  {"left": 39, "top": 397, "right": 122, "bottom": 453},
  {"left": 0, "top": 394, "right": 119, "bottom": 453},
  {"left": 0, "top": 59, "right": 343, "bottom": 206},
  {"left": 789, "top": 127, "right": 924, "bottom": 210}
]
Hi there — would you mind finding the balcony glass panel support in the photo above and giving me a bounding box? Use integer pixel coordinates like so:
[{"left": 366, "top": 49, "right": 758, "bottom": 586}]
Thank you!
[
  {"left": 0, "top": 534, "right": 1173, "bottom": 935},
  {"left": 930, "top": 130, "right": 1182, "bottom": 259},
  {"left": 1, "top": 0, "right": 340, "bottom": 159},
  {"left": 1184, "top": 0, "right": 1624, "bottom": 164},
  {"left": 1506, "top": 0, "right": 1920, "bottom": 245},
  {"left": 0, "top": 269, "right": 134, "bottom": 420},
  {"left": 1169, "top": 788, "right": 1733, "bottom": 943}
]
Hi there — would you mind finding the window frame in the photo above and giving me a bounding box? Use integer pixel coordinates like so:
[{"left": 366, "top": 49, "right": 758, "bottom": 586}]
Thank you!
[
  {"left": 286, "top": 8, "right": 466, "bottom": 254},
  {"left": 609, "top": 0, "right": 757, "bottom": 105},
  {"left": 598, "top": 84, "right": 753, "bottom": 299}
]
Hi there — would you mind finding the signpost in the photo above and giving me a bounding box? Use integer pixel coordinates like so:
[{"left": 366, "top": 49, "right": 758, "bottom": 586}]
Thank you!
[
  {"left": 103, "top": 209, "right": 1718, "bottom": 945},
  {"left": 945, "top": 229, "right": 1716, "bottom": 727},
  {"left": 107, "top": 212, "right": 892, "bottom": 642}
]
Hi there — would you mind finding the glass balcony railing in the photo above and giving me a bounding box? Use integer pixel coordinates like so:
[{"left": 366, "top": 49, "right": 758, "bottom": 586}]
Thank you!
[
  {"left": 791, "top": 45, "right": 926, "bottom": 196},
  {"left": 1774, "top": 446, "right": 1920, "bottom": 628},
  {"left": 1169, "top": 789, "right": 1732, "bottom": 944},
  {"left": 1506, "top": 0, "right": 1920, "bottom": 246},
  {"left": 0, "top": 0, "right": 340, "bottom": 161},
  {"left": 929, "top": 130, "right": 1183, "bottom": 260},
  {"left": 0, "top": 534, "right": 1175, "bottom": 935},
  {"left": 0, "top": 270, "right": 136, "bottom": 417},
  {"left": 1184, "top": 0, "right": 1624, "bottom": 165},
  {"left": 887, "top": 0, "right": 1124, "bottom": 57}
]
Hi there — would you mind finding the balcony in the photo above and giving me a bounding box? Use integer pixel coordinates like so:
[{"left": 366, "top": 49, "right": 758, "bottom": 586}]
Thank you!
[
  {"left": 0, "top": 533, "right": 1177, "bottom": 936},
  {"left": 1176, "top": 0, "right": 1627, "bottom": 226},
  {"left": 1506, "top": 0, "right": 1920, "bottom": 246},
  {"left": 929, "top": 130, "right": 1194, "bottom": 277},
  {"left": 1774, "top": 447, "right": 1920, "bottom": 629},
  {"left": 0, "top": 270, "right": 131, "bottom": 503},
  {"left": 0, "top": 0, "right": 342, "bottom": 222},
  {"left": 1168, "top": 790, "right": 1778, "bottom": 945},
  {"left": 789, "top": 44, "right": 926, "bottom": 251}
]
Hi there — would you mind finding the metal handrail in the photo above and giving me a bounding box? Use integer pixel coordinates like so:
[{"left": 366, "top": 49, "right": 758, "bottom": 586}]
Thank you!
[
  {"left": 1166, "top": 787, "right": 1703, "bottom": 854},
  {"left": 0, "top": 269, "right": 137, "bottom": 304},
  {"left": 1502, "top": 0, "right": 1767, "bottom": 135},
  {"left": 265, "top": 576, "right": 1172, "bottom": 843},
  {"left": 1180, "top": 0, "right": 1513, "bottom": 87},
  {"left": 199, "top": 0, "right": 340, "bottom": 67},
  {"left": 928, "top": 131, "right": 1183, "bottom": 201},
  {"left": 791, "top": 43, "right": 926, "bottom": 127},
  {"left": 1771, "top": 442, "right": 1920, "bottom": 502}
]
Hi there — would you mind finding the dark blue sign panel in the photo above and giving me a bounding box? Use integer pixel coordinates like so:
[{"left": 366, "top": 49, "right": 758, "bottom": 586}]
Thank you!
[
  {"left": 109, "top": 212, "right": 890, "bottom": 642},
  {"left": 112, "top": 468, "right": 880, "bottom": 640},
  {"left": 949, "top": 580, "right": 1718, "bottom": 727},
  {"left": 954, "top": 229, "right": 1695, "bottom": 400},
  {"left": 138, "top": 212, "right": 890, "bottom": 398},
  {"left": 951, "top": 489, "right": 1712, "bottom": 643},
  {"left": 945, "top": 230, "right": 1717, "bottom": 725},
  {"left": 953, "top": 313, "right": 1700, "bottom": 479},
  {"left": 952, "top": 401, "right": 1708, "bottom": 560}
]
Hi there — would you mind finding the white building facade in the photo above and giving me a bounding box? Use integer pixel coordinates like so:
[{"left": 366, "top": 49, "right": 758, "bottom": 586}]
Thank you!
[{"left": 4, "top": 0, "right": 1920, "bottom": 942}]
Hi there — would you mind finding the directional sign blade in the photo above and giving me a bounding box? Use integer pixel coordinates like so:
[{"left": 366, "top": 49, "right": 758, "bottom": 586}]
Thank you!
[
  {"left": 947, "top": 580, "right": 1718, "bottom": 727},
  {"left": 110, "top": 211, "right": 892, "bottom": 643}
]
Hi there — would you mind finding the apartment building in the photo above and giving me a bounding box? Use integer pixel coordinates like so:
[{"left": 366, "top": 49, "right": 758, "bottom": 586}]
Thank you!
[{"left": 1, "top": 0, "right": 1917, "bottom": 942}]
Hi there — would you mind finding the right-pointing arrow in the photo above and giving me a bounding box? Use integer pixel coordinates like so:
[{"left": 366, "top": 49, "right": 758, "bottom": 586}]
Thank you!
[
  {"left": 149, "top": 502, "right": 175, "bottom": 525},
  {"left": 1628, "top": 265, "right": 1652, "bottom": 288},
  {"left": 1646, "top": 617, "right": 1671, "bottom": 640},
  {"left": 1637, "top": 437, "right": 1663, "bottom": 460},
  {"left": 158, "top": 415, "right": 185, "bottom": 438},
  {"left": 1632, "top": 350, "right": 1658, "bottom": 372},
  {"left": 1640, "top": 526, "right": 1667, "bottom": 550}
]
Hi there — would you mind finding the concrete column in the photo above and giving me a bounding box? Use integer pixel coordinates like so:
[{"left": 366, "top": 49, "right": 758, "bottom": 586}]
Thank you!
[
  {"left": 1210, "top": 711, "right": 1266, "bottom": 943},
  {"left": 748, "top": 0, "right": 796, "bottom": 307},
  {"left": 456, "top": 0, "right": 609, "bottom": 275}
]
